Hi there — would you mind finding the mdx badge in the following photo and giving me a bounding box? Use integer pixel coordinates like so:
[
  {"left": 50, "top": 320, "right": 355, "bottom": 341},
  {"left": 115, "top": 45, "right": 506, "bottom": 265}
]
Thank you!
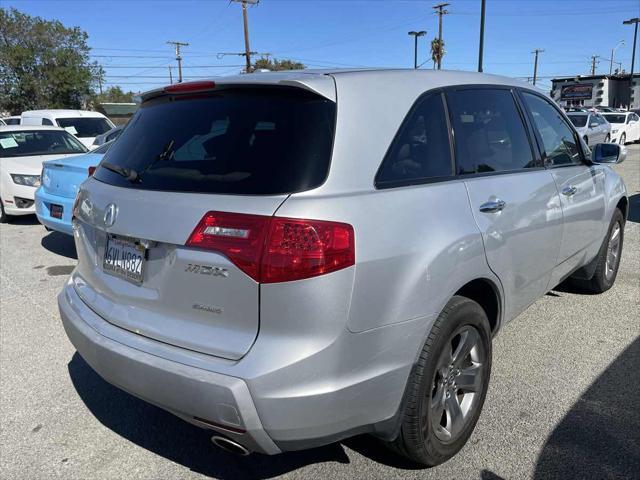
[{"left": 185, "top": 264, "right": 229, "bottom": 277}]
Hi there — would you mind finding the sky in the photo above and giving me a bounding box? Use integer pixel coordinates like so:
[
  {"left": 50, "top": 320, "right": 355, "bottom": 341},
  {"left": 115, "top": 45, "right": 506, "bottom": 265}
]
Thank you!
[{"left": 4, "top": 0, "right": 640, "bottom": 93}]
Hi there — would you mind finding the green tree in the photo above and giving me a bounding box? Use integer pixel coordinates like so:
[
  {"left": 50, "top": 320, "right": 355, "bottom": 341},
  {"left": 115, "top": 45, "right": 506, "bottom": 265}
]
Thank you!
[
  {"left": 253, "top": 57, "right": 305, "bottom": 72},
  {"left": 95, "top": 86, "right": 135, "bottom": 104},
  {"left": 0, "top": 8, "right": 101, "bottom": 114},
  {"left": 430, "top": 38, "right": 445, "bottom": 70}
]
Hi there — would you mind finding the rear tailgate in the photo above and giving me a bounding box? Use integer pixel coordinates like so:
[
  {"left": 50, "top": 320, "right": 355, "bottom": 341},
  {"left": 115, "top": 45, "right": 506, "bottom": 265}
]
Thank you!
[
  {"left": 73, "top": 180, "right": 287, "bottom": 360},
  {"left": 72, "top": 81, "right": 336, "bottom": 360}
]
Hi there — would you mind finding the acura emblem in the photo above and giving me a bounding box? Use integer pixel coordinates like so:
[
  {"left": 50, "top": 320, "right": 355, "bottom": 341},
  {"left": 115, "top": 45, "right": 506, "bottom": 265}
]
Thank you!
[{"left": 103, "top": 203, "right": 118, "bottom": 227}]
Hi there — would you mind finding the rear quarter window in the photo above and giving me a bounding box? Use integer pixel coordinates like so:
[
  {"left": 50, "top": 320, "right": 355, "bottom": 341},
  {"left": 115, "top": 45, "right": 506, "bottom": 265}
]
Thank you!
[{"left": 94, "top": 88, "right": 336, "bottom": 195}]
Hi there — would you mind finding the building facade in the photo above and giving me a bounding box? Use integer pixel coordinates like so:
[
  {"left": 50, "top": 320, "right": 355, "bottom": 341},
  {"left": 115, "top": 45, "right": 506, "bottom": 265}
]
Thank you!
[{"left": 550, "top": 73, "right": 639, "bottom": 109}]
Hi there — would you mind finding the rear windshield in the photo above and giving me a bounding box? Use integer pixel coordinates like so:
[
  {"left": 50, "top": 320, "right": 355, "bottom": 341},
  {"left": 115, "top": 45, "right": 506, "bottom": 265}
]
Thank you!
[
  {"left": 57, "top": 117, "right": 112, "bottom": 137},
  {"left": 567, "top": 114, "right": 588, "bottom": 127},
  {"left": 0, "top": 130, "right": 88, "bottom": 157},
  {"left": 93, "top": 88, "right": 336, "bottom": 195},
  {"left": 603, "top": 114, "right": 626, "bottom": 124}
]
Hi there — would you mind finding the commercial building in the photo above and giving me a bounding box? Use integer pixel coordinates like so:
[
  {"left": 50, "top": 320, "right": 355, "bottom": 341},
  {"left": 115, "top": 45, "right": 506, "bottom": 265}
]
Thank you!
[{"left": 550, "top": 73, "right": 640, "bottom": 109}]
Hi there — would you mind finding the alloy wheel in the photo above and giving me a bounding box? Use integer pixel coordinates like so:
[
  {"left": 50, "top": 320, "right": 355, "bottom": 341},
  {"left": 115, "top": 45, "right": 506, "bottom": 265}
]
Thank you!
[
  {"left": 605, "top": 221, "right": 622, "bottom": 281},
  {"left": 429, "top": 325, "right": 486, "bottom": 443}
]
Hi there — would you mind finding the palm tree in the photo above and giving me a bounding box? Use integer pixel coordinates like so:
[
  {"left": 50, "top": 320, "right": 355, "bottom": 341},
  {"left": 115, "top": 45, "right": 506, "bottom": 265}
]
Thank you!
[{"left": 430, "top": 38, "right": 445, "bottom": 70}]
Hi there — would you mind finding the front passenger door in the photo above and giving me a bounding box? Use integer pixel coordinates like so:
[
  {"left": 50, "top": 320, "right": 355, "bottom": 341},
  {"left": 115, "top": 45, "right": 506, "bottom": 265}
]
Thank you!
[
  {"left": 447, "top": 87, "right": 563, "bottom": 322},
  {"left": 520, "top": 92, "right": 605, "bottom": 287}
]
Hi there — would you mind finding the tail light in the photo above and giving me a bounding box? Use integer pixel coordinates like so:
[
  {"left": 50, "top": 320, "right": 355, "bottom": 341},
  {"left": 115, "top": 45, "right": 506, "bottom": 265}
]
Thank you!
[
  {"left": 88, "top": 166, "right": 96, "bottom": 176},
  {"left": 186, "top": 211, "right": 355, "bottom": 283}
]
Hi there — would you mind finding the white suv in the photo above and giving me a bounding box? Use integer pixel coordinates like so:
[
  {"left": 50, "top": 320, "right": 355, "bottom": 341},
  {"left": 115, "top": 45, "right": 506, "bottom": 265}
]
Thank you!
[{"left": 21, "top": 110, "right": 114, "bottom": 148}]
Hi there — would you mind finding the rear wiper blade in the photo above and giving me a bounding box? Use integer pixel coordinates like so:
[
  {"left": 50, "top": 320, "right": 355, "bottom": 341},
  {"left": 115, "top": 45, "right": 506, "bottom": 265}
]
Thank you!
[{"left": 100, "top": 161, "right": 139, "bottom": 182}]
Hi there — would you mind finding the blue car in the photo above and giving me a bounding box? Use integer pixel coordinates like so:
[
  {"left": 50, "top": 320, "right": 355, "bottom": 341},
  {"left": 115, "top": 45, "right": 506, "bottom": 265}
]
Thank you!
[{"left": 35, "top": 141, "right": 112, "bottom": 235}]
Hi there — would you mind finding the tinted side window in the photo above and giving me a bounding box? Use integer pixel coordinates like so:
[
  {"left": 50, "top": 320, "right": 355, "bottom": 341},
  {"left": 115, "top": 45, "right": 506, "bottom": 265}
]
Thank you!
[
  {"left": 521, "top": 92, "right": 582, "bottom": 166},
  {"left": 447, "top": 89, "right": 535, "bottom": 174},
  {"left": 41, "top": 118, "right": 54, "bottom": 126},
  {"left": 376, "top": 93, "right": 452, "bottom": 187}
]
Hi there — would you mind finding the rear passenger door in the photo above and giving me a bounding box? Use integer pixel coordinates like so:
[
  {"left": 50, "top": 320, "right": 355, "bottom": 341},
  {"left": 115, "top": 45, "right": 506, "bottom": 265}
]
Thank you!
[
  {"left": 446, "top": 87, "right": 563, "bottom": 321},
  {"left": 519, "top": 91, "right": 606, "bottom": 285}
]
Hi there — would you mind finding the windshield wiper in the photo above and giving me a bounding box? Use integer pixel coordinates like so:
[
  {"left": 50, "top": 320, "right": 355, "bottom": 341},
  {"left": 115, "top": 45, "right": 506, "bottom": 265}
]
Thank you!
[{"left": 100, "top": 161, "right": 139, "bottom": 182}]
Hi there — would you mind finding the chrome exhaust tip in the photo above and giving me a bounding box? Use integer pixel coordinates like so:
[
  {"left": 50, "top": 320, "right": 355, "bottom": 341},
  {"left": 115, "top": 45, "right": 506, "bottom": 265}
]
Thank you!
[{"left": 211, "top": 435, "right": 251, "bottom": 456}]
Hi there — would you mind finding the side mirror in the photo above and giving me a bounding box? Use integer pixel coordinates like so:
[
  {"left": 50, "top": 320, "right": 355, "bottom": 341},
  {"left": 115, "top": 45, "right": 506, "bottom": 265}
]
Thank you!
[
  {"left": 591, "top": 143, "right": 626, "bottom": 164},
  {"left": 589, "top": 122, "right": 598, "bottom": 128}
]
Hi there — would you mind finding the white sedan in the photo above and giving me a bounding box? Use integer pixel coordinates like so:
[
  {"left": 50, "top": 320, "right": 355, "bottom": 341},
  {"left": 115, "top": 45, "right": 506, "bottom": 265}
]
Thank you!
[
  {"left": 0, "top": 126, "right": 87, "bottom": 222},
  {"left": 603, "top": 111, "right": 640, "bottom": 145}
]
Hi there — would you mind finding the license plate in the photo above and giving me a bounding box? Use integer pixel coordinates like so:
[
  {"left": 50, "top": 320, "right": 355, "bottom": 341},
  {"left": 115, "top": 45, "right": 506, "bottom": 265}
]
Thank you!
[
  {"left": 50, "top": 204, "right": 63, "bottom": 219},
  {"left": 103, "top": 236, "right": 146, "bottom": 285}
]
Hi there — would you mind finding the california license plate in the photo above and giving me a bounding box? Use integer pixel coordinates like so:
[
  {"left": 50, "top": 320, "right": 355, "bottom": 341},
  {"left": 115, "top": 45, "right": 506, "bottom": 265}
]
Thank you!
[{"left": 103, "top": 235, "right": 146, "bottom": 285}]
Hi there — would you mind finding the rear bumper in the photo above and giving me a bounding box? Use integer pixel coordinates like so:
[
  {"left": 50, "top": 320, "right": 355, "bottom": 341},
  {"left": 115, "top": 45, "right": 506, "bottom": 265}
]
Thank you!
[
  {"left": 35, "top": 188, "right": 74, "bottom": 235},
  {"left": 58, "top": 281, "right": 280, "bottom": 454}
]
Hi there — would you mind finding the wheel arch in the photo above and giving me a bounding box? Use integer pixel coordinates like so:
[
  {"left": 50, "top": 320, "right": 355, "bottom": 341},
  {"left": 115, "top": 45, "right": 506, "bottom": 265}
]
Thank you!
[{"left": 454, "top": 278, "right": 502, "bottom": 336}]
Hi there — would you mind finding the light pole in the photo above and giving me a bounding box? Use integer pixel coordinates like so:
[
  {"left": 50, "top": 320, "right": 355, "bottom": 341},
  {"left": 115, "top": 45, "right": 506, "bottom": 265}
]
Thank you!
[
  {"left": 623, "top": 18, "right": 639, "bottom": 82},
  {"left": 532, "top": 48, "right": 544, "bottom": 86},
  {"left": 609, "top": 40, "right": 625, "bottom": 75},
  {"left": 478, "top": 0, "right": 486, "bottom": 72},
  {"left": 408, "top": 31, "right": 427, "bottom": 69}
]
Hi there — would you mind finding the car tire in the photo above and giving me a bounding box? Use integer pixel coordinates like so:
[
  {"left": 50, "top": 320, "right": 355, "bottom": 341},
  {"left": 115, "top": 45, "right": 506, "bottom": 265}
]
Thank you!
[
  {"left": 581, "top": 209, "right": 624, "bottom": 294},
  {"left": 0, "top": 200, "right": 8, "bottom": 224},
  {"left": 604, "top": 134, "right": 611, "bottom": 143},
  {"left": 390, "top": 296, "right": 492, "bottom": 466},
  {"left": 619, "top": 133, "right": 626, "bottom": 145}
]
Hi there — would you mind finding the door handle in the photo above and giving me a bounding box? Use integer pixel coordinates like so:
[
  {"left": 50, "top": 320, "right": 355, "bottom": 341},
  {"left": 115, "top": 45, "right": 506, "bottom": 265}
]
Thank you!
[
  {"left": 562, "top": 186, "right": 578, "bottom": 196},
  {"left": 479, "top": 199, "right": 506, "bottom": 213}
]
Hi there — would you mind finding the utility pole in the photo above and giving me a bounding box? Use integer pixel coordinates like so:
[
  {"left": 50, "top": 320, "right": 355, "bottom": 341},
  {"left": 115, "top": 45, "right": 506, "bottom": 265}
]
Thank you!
[
  {"left": 478, "top": 0, "right": 486, "bottom": 72},
  {"left": 532, "top": 48, "right": 544, "bottom": 85},
  {"left": 168, "top": 65, "right": 173, "bottom": 84},
  {"left": 433, "top": 3, "right": 449, "bottom": 70},
  {"left": 232, "top": 0, "right": 259, "bottom": 73},
  {"left": 590, "top": 55, "right": 600, "bottom": 76},
  {"left": 408, "top": 31, "right": 427, "bottom": 69},
  {"left": 167, "top": 41, "right": 189, "bottom": 83}
]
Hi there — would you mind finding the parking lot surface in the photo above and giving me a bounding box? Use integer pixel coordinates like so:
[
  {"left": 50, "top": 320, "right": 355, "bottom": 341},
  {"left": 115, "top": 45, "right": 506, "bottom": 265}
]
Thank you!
[{"left": 1, "top": 146, "right": 638, "bottom": 480}]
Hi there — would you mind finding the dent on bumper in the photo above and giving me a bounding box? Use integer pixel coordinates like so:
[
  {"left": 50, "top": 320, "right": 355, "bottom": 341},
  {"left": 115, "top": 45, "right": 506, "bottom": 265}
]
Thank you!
[{"left": 58, "top": 281, "right": 280, "bottom": 455}]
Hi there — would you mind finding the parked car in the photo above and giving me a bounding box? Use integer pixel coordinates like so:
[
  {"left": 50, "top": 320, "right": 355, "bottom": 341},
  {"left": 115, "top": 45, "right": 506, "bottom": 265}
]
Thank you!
[
  {"left": 92, "top": 125, "right": 124, "bottom": 147},
  {"left": 0, "top": 126, "right": 87, "bottom": 222},
  {"left": 20, "top": 110, "right": 115, "bottom": 148},
  {"left": 603, "top": 111, "right": 640, "bottom": 145},
  {"left": 1, "top": 116, "right": 21, "bottom": 125},
  {"left": 35, "top": 141, "right": 113, "bottom": 235},
  {"left": 567, "top": 111, "right": 611, "bottom": 145},
  {"left": 59, "top": 71, "right": 628, "bottom": 466}
]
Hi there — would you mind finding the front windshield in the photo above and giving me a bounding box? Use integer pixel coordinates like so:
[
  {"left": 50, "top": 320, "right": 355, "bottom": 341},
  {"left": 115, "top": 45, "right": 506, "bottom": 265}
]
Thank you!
[
  {"left": 56, "top": 117, "right": 112, "bottom": 137},
  {"left": 0, "top": 130, "right": 88, "bottom": 158},
  {"left": 568, "top": 114, "right": 588, "bottom": 128},
  {"left": 603, "top": 114, "right": 626, "bottom": 124}
]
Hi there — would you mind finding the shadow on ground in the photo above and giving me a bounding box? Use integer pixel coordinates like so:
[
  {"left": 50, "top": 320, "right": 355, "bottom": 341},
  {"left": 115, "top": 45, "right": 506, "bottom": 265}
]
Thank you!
[
  {"left": 41, "top": 231, "right": 77, "bottom": 259},
  {"left": 533, "top": 337, "right": 640, "bottom": 479},
  {"left": 68, "top": 353, "right": 417, "bottom": 479}
]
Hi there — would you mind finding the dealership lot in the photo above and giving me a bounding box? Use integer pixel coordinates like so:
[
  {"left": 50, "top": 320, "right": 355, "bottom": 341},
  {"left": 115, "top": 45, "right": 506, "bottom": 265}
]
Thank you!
[{"left": 1, "top": 146, "right": 638, "bottom": 480}]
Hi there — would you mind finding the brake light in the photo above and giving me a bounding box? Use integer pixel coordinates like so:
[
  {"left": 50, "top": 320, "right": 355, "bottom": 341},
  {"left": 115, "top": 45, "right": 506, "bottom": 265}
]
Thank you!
[
  {"left": 186, "top": 212, "right": 355, "bottom": 283},
  {"left": 164, "top": 80, "right": 216, "bottom": 94},
  {"left": 88, "top": 166, "right": 96, "bottom": 176}
]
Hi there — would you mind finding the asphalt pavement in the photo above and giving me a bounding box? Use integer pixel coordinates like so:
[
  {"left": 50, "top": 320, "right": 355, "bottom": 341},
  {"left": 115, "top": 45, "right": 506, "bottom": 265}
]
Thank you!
[{"left": 1, "top": 146, "right": 639, "bottom": 480}]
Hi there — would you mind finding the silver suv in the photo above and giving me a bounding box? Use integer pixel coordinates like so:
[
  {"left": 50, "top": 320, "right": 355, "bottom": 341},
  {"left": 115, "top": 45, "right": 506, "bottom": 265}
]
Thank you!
[{"left": 59, "top": 70, "right": 628, "bottom": 466}]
